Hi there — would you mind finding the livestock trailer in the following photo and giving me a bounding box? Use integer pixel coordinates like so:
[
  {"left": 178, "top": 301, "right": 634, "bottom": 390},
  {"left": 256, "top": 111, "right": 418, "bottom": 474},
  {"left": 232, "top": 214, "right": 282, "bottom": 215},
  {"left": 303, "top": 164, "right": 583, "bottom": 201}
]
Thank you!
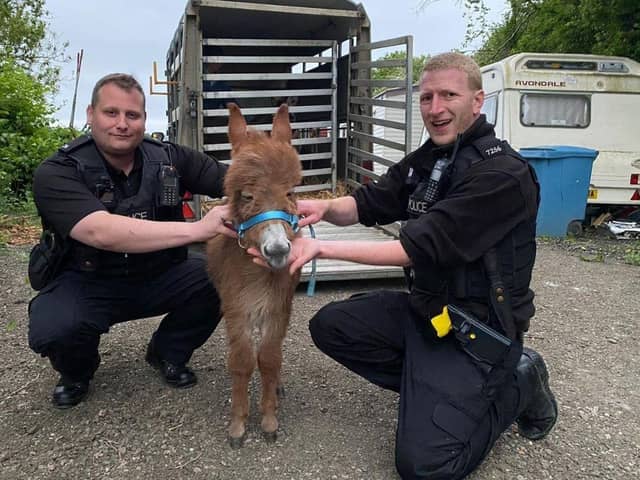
[{"left": 164, "top": 0, "right": 416, "bottom": 280}]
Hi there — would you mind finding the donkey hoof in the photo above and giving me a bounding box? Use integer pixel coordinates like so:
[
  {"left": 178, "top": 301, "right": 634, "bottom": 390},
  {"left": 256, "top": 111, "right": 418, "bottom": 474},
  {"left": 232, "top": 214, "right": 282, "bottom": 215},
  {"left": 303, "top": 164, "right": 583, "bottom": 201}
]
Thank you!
[
  {"left": 276, "top": 385, "right": 286, "bottom": 398},
  {"left": 228, "top": 433, "right": 246, "bottom": 449},
  {"left": 262, "top": 430, "right": 278, "bottom": 443}
]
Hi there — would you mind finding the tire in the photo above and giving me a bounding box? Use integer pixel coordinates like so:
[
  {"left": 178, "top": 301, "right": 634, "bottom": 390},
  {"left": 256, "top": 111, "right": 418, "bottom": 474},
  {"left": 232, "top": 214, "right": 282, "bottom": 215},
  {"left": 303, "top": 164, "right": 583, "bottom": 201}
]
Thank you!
[{"left": 567, "top": 220, "right": 583, "bottom": 237}]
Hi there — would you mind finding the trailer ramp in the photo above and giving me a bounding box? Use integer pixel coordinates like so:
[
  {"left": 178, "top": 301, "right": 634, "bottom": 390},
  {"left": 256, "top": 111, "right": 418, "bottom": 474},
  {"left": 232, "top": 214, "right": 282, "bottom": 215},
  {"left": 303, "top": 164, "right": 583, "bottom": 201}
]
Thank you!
[{"left": 299, "top": 221, "right": 404, "bottom": 282}]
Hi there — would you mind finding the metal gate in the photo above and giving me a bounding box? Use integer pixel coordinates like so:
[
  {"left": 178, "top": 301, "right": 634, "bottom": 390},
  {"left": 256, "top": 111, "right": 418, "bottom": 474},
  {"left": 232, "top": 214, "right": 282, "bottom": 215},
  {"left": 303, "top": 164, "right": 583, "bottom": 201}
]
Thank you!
[
  {"left": 200, "top": 38, "right": 339, "bottom": 194},
  {"left": 346, "top": 36, "right": 414, "bottom": 189}
]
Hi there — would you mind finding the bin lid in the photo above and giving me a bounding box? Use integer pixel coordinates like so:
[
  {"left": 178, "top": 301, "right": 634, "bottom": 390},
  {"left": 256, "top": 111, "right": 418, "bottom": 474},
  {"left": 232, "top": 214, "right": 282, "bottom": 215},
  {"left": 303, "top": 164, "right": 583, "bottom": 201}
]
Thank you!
[{"left": 519, "top": 145, "right": 599, "bottom": 160}]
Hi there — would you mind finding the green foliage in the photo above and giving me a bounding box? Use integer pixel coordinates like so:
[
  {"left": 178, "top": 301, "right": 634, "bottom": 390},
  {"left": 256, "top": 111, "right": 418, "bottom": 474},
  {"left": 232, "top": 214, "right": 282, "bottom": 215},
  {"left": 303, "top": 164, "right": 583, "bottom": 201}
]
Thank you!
[
  {"left": 416, "top": 1, "right": 493, "bottom": 54},
  {"left": 371, "top": 51, "right": 430, "bottom": 95},
  {"left": 0, "top": 60, "right": 76, "bottom": 204},
  {"left": 0, "top": 1, "right": 73, "bottom": 209},
  {"left": 0, "top": 0, "right": 69, "bottom": 87},
  {"left": 623, "top": 245, "right": 640, "bottom": 266},
  {"left": 474, "top": 0, "right": 640, "bottom": 66},
  {"left": 460, "top": 0, "right": 493, "bottom": 51},
  {"left": 579, "top": 252, "right": 605, "bottom": 263}
]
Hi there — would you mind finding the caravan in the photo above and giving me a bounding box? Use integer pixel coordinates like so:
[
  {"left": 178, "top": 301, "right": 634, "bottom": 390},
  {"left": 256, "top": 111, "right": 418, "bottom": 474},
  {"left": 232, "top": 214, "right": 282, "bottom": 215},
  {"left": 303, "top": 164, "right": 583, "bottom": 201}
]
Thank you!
[{"left": 480, "top": 52, "right": 640, "bottom": 212}]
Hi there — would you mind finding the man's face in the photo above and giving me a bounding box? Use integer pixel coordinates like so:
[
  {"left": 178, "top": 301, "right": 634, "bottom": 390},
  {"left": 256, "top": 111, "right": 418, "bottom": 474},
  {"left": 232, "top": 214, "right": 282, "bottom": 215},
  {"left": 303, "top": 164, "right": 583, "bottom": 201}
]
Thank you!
[
  {"left": 419, "top": 68, "right": 484, "bottom": 146},
  {"left": 86, "top": 83, "right": 146, "bottom": 158}
]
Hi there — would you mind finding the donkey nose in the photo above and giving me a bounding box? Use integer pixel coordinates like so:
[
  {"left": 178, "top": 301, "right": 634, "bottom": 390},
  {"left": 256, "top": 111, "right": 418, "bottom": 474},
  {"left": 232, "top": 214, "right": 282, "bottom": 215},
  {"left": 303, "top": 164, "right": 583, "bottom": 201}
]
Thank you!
[{"left": 264, "top": 240, "right": 291, "bottom": 258}]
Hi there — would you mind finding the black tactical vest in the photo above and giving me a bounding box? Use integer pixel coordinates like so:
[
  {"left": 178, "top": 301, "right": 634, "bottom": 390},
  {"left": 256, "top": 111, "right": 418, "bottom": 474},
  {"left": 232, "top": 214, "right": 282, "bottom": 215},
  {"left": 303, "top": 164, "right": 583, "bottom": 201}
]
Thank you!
[
  {"left": 59, "top": 135, "right": 187, "bottom": 277},
  {"left": 408, "top": 135, "right": 539, "bottom": 337}
]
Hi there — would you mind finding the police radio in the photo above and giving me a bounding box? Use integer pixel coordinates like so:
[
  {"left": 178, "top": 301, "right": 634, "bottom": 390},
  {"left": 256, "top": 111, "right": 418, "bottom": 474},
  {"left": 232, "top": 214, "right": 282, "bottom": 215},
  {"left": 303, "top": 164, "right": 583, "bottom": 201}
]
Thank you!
[
  {"left": 422, "top": 156, "right": 452, "bottom": 206},
  {"left": 158, "top": 165, "right": 180, "bottom": 207},
  {"left": 413, "top": 134, "right": 462, "bottom": 210},
  {"left": 95, "top": 175, "right": 116, "bottom": 208}
]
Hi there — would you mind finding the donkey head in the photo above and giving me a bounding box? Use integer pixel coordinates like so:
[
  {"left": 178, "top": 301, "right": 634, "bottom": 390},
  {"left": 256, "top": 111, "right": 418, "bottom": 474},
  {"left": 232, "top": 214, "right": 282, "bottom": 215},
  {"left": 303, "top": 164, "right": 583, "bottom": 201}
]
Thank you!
[{"left": 225, "top": 103, "right": 302, "bottom": 269}]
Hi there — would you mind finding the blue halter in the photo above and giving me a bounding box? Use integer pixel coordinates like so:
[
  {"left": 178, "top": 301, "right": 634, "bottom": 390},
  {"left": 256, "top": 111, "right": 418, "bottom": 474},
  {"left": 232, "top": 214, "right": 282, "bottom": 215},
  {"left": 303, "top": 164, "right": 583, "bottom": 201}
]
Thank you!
[
  {"left": 235, "top": 210, "right": 300, "bottom": 239},
  {"left": 234, "top": 210, "right": 316, "bottom": 297}
]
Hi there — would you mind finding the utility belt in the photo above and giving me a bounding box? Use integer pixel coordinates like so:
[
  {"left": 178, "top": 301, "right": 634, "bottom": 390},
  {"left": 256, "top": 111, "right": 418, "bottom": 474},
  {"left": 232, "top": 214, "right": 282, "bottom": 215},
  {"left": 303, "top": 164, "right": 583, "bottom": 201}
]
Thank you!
[
  {"left": 430, "top": 304, "right": 512, "bottom": 367},
  {"left": 70, "top": 245, "right": 188, "bottom": 278},
  {"left": 28, "top": 229, "right": 69, "bottom": 291}
]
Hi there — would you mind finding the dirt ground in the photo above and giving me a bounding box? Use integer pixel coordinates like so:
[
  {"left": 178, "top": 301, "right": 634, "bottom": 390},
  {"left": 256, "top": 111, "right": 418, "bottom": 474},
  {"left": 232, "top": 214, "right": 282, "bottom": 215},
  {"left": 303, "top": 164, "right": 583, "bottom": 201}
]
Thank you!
[{"left": 0, "top": 235, "right": 638, "bottom": 480}]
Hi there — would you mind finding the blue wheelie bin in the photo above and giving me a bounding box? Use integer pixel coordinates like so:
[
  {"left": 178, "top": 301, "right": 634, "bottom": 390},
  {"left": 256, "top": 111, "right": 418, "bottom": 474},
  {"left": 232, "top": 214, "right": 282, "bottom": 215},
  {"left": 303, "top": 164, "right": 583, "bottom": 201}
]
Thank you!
[{"left": 519, "top": 146, "right": 599, "bottom": 237}]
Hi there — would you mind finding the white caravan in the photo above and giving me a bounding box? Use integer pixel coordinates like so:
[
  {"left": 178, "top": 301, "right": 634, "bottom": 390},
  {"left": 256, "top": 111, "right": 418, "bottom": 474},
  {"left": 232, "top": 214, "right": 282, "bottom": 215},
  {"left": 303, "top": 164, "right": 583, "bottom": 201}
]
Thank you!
[{"left": 479, "top": 52, "right": 640, "bottom": 211}]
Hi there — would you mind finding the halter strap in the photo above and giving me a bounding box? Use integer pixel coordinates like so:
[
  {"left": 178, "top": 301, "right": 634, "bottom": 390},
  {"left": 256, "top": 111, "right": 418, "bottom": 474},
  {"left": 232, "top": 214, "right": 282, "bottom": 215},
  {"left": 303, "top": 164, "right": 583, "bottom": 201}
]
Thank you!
[
  {"left": 234, "top": 210, "right": 318, "bottom": 296},
  {"left": 236, "top": 210, "right": 300, "bottom": 238}
]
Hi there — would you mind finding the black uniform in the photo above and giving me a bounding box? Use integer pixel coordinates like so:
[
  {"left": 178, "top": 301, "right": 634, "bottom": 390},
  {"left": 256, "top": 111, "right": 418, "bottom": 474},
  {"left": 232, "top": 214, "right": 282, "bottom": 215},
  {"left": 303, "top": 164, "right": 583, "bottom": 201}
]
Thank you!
[
  {"left": 309, "top": 116, "right": 540, "bottom": 479},
  {"left": 28, "top": 135, "right": 227, "bottom": 382}
]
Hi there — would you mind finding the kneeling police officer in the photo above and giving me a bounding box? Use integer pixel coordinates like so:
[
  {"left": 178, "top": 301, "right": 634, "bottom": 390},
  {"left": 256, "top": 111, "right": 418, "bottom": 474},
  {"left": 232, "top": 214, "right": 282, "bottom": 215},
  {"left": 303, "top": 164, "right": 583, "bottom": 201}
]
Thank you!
[
  {"left": 268, "top": 52, "right": 558, "bottom": 479},
  {"left": 28, "top": 73, "right": 235, "bottom": 408}
]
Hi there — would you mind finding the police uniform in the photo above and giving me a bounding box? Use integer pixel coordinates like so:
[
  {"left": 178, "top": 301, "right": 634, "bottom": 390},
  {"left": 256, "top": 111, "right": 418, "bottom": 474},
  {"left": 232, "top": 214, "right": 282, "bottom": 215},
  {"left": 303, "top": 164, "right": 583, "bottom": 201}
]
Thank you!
[
  {"left": 309, "top": 116, "right": 540, "bottom": 479},
  {"left": 28, "top": 135, "right": 227, "bottom": 383}
]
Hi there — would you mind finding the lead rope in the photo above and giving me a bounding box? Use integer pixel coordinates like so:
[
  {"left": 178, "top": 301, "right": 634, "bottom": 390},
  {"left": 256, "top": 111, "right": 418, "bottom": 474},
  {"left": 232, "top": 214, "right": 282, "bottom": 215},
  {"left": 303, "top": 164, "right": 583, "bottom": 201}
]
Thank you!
[{"left": 305, "top": 223, "right": 317, "bottom": 297}]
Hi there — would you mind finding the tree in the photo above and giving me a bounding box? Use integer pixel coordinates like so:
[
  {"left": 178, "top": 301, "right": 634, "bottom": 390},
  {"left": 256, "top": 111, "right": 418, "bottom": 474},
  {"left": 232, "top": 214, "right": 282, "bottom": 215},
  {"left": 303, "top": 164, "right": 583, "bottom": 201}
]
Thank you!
[
  {"left": 0, "top": 0, "right": 69, "bottom": 88},
  {"left": 418, "top": 0, "right": 640, "bottom": 65},
  {"left": 371, "top": 51, "right": 430, "bottom": 94},
  {"left": 416, "top": 0, "right": 494, "bottom": 53},
  {"left": 0, "top": 60, "right": 75, "bottom": 203},
  {"left": 0, "top": 0, "right": 73, "bottom": 206},
  {"left": 474, "top": 0, "right": 640, "bottom": 65}
]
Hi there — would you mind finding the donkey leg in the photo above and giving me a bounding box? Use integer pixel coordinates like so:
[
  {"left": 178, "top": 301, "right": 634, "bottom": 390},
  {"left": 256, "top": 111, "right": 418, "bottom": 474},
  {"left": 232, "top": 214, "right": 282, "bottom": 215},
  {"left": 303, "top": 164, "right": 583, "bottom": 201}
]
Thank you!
[
  {"left": 227, "top": 331, "right": 255, "bottom": 448},
  {"left": 257, "top": 337, "right": 284, "bottom": 442}
]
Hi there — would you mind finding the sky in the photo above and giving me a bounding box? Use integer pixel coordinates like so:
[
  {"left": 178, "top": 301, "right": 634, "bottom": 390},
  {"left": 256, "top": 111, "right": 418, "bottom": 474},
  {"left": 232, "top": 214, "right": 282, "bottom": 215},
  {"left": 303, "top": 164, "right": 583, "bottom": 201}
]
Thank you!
[{"left": 44, "top": 0, "right": 509, "bottom": 134}]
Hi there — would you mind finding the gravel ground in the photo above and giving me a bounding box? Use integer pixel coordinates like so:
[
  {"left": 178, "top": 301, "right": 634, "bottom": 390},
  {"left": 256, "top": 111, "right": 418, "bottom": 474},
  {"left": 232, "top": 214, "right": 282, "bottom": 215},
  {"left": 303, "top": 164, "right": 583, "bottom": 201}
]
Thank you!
[{"left": 0, "top": 235, "right": 638, "bottom": 480}]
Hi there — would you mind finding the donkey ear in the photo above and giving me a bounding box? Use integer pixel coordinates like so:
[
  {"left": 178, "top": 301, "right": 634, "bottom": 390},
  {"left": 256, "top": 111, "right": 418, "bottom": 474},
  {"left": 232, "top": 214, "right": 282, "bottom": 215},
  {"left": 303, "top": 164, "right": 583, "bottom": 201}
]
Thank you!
[
  {"left": 271, "top": 103, "right": 292, "bottom": 144},
  {"left": 227, "top": 103, "right": 248, "bottom": 147}
]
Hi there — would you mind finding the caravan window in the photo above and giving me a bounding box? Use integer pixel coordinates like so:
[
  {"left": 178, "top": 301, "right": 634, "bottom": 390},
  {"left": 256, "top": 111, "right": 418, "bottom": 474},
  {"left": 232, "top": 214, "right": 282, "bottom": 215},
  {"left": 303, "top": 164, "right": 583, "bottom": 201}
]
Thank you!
[
  {"left": 482, "top": 94, "right": 498, "bottom": 125},
  {"left": 520, "top": 93, "right": 590, "bottom": 128}
]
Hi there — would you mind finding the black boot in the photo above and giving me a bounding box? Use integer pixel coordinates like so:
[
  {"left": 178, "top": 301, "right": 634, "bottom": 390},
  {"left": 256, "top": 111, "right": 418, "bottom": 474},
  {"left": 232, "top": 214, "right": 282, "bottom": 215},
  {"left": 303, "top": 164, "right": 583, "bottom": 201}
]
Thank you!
[
  {"left": 52, "top": 377, "right": 90, "bottom": 409},
  {"left": 49, "top": 351, "right": 99, "bottom": 409},
  {"left": 145, "top": 343, "right": 197, "bottom": 389},
  {"left": 515, "top": 347, "right": 558, "bottom": 440}
]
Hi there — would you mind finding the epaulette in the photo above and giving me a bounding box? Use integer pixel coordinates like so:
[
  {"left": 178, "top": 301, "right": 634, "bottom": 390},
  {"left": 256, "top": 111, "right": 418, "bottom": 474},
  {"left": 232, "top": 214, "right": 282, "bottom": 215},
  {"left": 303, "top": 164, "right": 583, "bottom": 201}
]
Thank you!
[
  {"left": 59, "top": 135, "right": 93, "bottom": 154},
  {"left": 143, "top": 135, "right": 165, "bottom": 147},
  {"left": 471, "top": 136, "right": 506, "bottom": 162}
]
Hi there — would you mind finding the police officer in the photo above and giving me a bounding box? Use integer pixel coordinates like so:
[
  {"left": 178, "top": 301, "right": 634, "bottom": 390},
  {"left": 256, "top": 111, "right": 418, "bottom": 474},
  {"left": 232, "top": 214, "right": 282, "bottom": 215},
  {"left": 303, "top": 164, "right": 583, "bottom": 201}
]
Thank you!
[
  {"left": 263, "top": 53, "right": 558, "bottom": 479},
  {"left": 29, "top": 73, "right": 236, "bottom": 409}
]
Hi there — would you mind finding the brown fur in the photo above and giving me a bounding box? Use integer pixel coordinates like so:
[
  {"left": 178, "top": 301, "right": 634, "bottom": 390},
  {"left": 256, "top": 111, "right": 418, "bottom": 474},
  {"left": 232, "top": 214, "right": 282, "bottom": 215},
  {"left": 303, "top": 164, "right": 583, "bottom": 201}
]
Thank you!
[{"left": 206, "top": 103, "right": 302, "bottom": 447}]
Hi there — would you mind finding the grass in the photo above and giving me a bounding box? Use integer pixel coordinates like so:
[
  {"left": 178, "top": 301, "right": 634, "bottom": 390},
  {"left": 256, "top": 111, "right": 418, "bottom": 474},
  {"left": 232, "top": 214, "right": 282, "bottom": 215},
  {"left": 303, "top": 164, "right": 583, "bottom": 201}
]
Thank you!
[{"left": 623, "top": 245, "right": 640, "bottom": 266}]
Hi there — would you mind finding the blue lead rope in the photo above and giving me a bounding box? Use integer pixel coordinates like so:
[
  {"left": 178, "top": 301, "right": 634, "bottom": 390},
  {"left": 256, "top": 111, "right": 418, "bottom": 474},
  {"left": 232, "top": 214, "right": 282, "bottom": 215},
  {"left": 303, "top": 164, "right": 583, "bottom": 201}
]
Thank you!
[{"left": 306, "top": 223, "right": 317, "bottom": 297}]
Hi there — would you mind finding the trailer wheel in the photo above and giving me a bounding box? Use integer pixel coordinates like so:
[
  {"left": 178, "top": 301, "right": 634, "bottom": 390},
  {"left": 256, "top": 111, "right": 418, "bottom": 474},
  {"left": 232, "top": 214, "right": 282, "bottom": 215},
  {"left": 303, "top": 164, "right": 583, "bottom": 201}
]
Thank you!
[{"left": 567, "top": 220, "right": 583, "bottom": 237}]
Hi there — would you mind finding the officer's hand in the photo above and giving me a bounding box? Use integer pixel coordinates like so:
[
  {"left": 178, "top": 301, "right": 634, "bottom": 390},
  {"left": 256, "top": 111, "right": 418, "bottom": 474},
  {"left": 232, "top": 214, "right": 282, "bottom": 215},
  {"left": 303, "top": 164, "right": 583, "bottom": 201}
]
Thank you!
[
  {"left": 199, "top": 204, "right": 237, "bottom": 239},
  {"left": 296, "top": 199, "right": 329, "bottom": 228},
  {"left": 247, "top": 236, "right": 320, "bottom": 275},
  {"left": 287, "top": 237, "right": 321, "bottom": 274}
]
